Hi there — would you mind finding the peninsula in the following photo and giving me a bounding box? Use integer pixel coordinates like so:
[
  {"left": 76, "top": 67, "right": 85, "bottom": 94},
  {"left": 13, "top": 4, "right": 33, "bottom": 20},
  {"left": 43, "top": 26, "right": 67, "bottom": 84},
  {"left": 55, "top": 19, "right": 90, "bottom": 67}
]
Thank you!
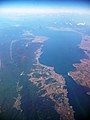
[
  {"left": 28, "top": 35, "right": 74, "bottom": 120},
  {"left": 68, "top": 35, "right": 90, "bottom": 94}
]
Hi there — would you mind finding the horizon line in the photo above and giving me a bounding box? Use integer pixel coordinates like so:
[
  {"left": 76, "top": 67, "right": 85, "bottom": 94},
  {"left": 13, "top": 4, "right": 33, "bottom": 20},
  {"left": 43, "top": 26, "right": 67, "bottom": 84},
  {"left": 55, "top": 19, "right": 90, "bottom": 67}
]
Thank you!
[{"left": 0, "top": 7, "right": 90, "bottom": 15}]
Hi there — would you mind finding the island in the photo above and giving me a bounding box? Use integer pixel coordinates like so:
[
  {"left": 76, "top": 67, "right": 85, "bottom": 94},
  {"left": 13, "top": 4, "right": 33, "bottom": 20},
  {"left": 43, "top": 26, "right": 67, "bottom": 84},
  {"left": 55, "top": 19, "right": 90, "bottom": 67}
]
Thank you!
[{"left": 13, "top": 81, "right": 23, "bottom": 112}]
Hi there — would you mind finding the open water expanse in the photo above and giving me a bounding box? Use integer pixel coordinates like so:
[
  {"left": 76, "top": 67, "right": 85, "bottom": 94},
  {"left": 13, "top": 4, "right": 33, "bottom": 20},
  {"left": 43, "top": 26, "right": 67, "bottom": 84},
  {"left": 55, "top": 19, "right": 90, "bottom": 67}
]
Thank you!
[
  {"left": 0, "top": 15, "right": 90, "bottom": 120},
  {"left": 40, "top": 30, "right": 90, "bottom": 120}
]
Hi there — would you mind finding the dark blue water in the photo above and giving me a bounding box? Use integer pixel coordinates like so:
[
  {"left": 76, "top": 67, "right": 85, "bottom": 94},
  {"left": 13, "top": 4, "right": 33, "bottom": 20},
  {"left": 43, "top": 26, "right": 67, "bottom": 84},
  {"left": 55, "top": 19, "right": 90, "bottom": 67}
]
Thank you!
[
  {"left": 40, "top": 31, "right": 90, "bottom": 120},
  {"left": 1, "top": 17, "right": 90, "bottom": 120},
  {"left": 14, "top": 42, "right": 60, "bottom": 120},
  {"left": 0, "top": 25, "right": 60, "bottom": 120},
  {"left": 21, "top": 75, "right": 60, "bottom": 120}
]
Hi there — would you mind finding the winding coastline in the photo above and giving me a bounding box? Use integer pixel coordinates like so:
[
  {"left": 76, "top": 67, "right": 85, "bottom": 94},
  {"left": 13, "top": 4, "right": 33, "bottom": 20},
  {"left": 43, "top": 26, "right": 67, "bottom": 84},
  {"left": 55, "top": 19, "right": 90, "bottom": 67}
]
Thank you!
[
  {"left": 28, "top": 36, "right": 75, "bottom": 120},
  {"left": 47, "top": 25, "right": 90, "bottom": 92},
  {"left": 68, "top": 35, "right": 90, "bottom": 94}
]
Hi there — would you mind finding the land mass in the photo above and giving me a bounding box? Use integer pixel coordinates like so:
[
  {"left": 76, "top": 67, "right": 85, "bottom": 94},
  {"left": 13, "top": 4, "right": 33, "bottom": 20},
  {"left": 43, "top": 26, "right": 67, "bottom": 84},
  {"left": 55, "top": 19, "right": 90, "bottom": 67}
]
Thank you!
[
  {"left": 68, "top": 35, "right": 90, "bottom": 93},
  {"left": 28, "top": 36, "right": 74, "bottom": 120}
]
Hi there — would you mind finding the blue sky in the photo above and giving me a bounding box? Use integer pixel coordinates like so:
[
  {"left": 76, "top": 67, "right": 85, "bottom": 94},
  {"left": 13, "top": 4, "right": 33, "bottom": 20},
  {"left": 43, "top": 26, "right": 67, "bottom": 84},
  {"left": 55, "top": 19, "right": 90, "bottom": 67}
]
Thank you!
[{"left": 0, "top": 0, "right": 90, "bottom": 9}]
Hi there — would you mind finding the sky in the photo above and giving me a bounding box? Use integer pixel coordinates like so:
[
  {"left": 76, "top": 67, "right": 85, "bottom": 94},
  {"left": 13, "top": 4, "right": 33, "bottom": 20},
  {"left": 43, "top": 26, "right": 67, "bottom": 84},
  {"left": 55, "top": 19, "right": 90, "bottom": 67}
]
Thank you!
[
  {"left": 0, "top": 0, "right": 90, "bottom": 8},
  {"left": 0, "top": 0, "right": 90, "bottom": 15}
]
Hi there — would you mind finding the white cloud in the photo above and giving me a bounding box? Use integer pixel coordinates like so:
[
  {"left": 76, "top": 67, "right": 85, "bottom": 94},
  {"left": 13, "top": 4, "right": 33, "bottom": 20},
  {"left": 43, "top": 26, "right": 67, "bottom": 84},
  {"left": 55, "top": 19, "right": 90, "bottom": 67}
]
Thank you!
[{"left": 0, "top": 7, "right": 90, "bottom": 15}]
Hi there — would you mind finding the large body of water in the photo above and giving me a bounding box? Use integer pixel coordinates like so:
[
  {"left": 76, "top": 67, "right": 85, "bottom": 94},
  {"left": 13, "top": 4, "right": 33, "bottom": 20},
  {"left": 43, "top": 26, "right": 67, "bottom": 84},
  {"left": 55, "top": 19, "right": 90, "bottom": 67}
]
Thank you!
[
  {"left": 1, "top": 17, "right": 90, "bottom": 120},
  {"left": 40, "top": 30, "right": 90, "bottom": 120}
]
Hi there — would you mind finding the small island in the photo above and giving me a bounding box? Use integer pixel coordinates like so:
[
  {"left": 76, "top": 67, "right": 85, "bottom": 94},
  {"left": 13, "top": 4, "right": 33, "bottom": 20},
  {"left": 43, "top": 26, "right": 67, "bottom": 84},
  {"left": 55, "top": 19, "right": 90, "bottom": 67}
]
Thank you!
[{"left": 13, "top": 81, "right": 23, "bottom": 112}]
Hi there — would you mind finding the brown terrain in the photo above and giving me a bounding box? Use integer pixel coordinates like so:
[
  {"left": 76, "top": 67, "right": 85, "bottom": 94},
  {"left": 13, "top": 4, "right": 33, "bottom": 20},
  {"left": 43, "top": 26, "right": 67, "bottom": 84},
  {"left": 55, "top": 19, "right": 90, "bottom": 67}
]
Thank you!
[
  {"left": 28, "top": 63, "right": 74, "bottom": 120},
  {"left": 12, "top": 31, "right": 74, "bottom": 119},
  {"left": 28, "top": 43, "right": 74, "bottom": 120},
  {"left": 68, "top": 35, "right": 90, "bottom": 93},
  {"left": 13, "top": 81, "right": 23, "bottom": 112}
]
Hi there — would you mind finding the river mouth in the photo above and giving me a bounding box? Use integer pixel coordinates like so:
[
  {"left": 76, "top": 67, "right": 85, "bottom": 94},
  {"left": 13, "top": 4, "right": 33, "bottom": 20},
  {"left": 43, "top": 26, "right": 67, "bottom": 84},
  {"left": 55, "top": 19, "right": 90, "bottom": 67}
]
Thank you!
[{"left": 40, "top": 31, "right": 90, "bottom": 120}]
